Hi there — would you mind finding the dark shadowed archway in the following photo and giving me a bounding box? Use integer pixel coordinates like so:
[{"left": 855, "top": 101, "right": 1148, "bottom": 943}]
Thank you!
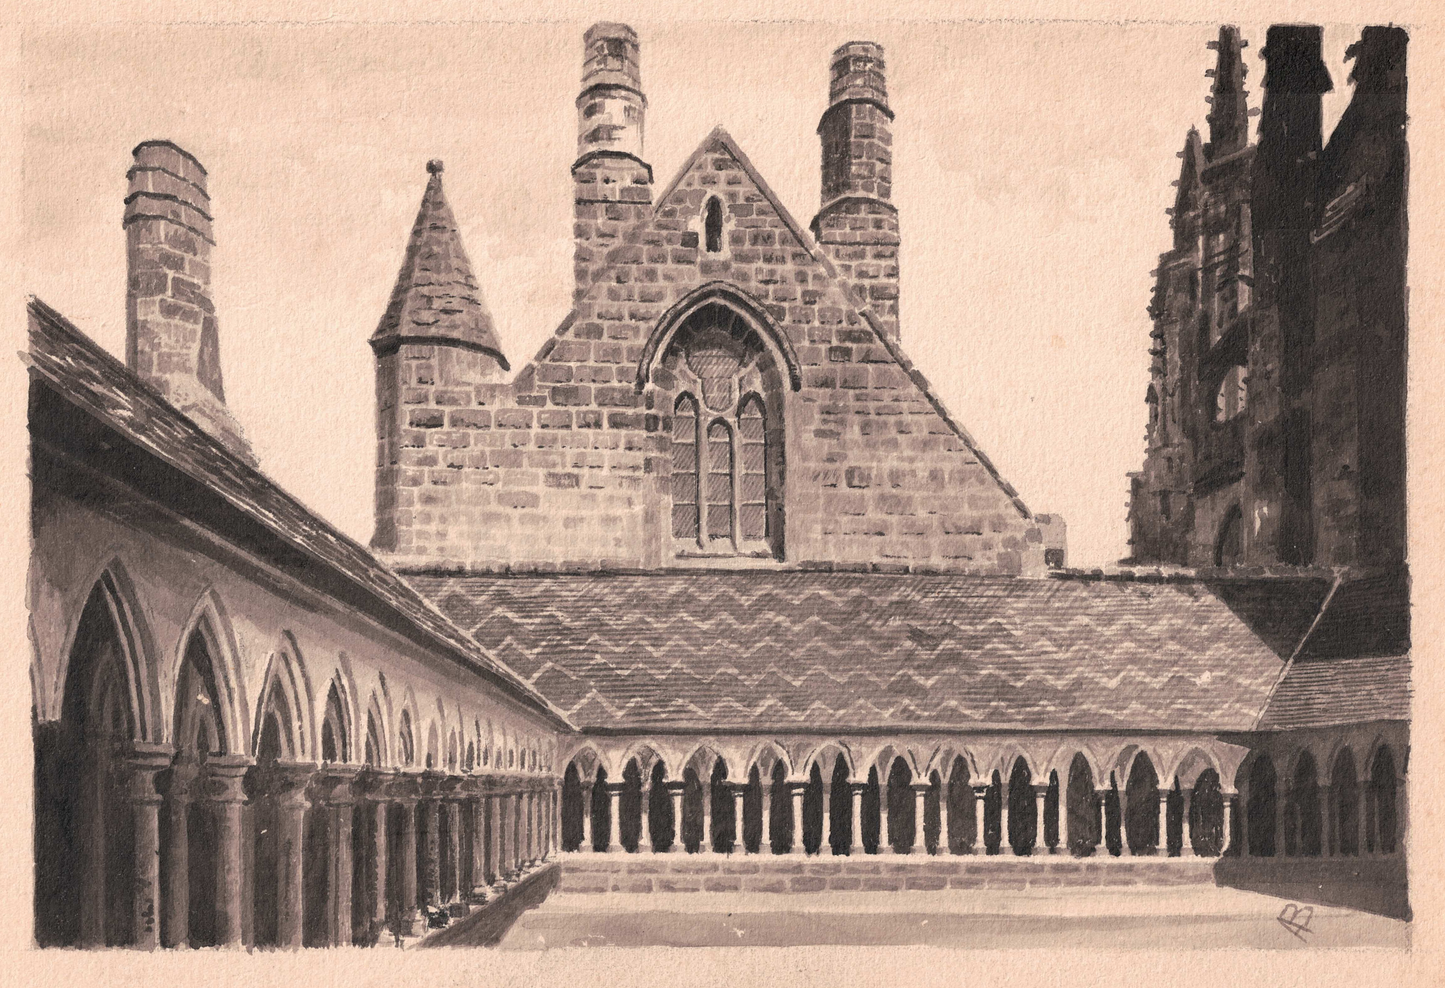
[
  {"left": 620, "top": 759, "right": 644, "bottom": 852},
  {"left": 861, "top": 767, "right": 881, "bottom": 854},
  {"left": 1370, "top": 747, "right": 1398, "bottom": 854},
  {"left": 1292, "top": 753, "right": 1322, "bottom": 857},
  {"left": 802, "top": 762, "right": 824, "bottom": 855},
  {"left": 1125, "top": 754, "right": 1160, "bottom": 854},
  {"left": 1331, "top": 749, "right": 1358, "bottom": 856},
  {"left": 561, "top": 762, "right": 584, "bottom": 852},
  {"left": 946, "top": 758, "right": 973, "bottom": 854},
  {"left": 1007, "top": 758, "right": 1036, "bottom": 855},
  {"left": 829, "top": 757, "right": 853, "bottom": 855},
  {"left": 887, "top": 757, "right": 915, "bottom": 854},
  {"left": 1066, "top": 754, "right": 1098, "bottom": 856},
  {"left": 1247, "top": 755, "right": 1277, "bottom": 857},
  {"left": 769, "top": 762, "right": 792, "bottom": 854},
  {"left": 710, "top": 759, "right": 735, "bottom": 853},
  {"left": 742, "top": 765, "right": 764, "bottom": 853},
  {"left": 589, "top": 767, "right": 611, "bottom": 853},
  {"left": 984, "top": 770, "right": 1003, "bottom": 854},
  {"left": 923, "top": 771, "right": 942, "bottom": 855},
  {"left": 649, "top": 761, "right": 674, "bottom": 852},
  {"left": 1190, "top": 769, "right": 1225, "bottom": 856},
  {"left": 682, "top": 766, "right": 705, "bottom": 853}
]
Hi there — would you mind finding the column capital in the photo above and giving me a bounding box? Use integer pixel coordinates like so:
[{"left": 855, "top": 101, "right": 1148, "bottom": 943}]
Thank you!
[
  {"left": 166, "top": 756, "right": 202, "bottom": 801},
  {"left": 200, "top": 754, "right": 254, "bottom": 803},
  {"left": 418, "top": 768, "right": 449, "bottom": 798},
  {"left": 354, "top": 764, "right": 398, "bottom": 798},
  {"left": 911, "top": 781, "right": 935, "bottom": 795},
  {"left": 253, "top": 759, "right": 317, "bottom": 806},
  {"left": 125, "top": 743, "right": 175, "bottom": 804},
  {"left": 434, "top": 772, "right": 467, "bottom": 799},
  {"left": 387, "top": 769, "right": 427, "bottom": 802},
  {"left": 313, "top": 763, "right": 362, "bottom": 806}
]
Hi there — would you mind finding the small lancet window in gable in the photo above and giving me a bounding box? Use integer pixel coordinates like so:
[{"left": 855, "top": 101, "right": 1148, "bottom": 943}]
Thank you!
[{"left": 705, "top": 197, "right": 724, "bottom": 253}]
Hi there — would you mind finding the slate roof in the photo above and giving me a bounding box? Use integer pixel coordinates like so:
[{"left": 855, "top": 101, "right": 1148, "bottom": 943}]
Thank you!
[
  {"left": 1255, "top": 567, "right": 1412, "bottom": 730},
  {"left": 26, "top": 298, "right": 564, "bottom": 727},
  {"left": 370, "top": 160, "right": 508, "bottom": 369},
  {"left": 1257, "top": 655, "right": 1411, "bottom": 730},
  {"left": 407, "top": 570, "right": 1357, "bottom": 734}
]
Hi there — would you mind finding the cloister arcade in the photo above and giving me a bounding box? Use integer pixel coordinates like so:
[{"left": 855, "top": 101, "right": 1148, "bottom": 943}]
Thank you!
[
  {"left": 1231, "top": 725, "right": 1409, "bottom": 861},
  {"left": 556, "top": 737, "right": 1251, "bottom": 859},
  {"left": 30, "top": 564, "right": 564, "bottom": 950}
]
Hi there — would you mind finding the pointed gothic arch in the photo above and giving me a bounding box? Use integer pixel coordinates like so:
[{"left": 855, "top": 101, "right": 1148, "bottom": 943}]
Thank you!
[
  {"left": 173, "top": 591, "right": 246, "bottom": 755},
  {"left": 320, "top": 679, "right": 350, "bottom": 764},
  {"left": 52, "top": 561, "right": 159, "bottom": 744},
  {"left": 251, "top": 636, "right": 313, "bottom": 761},
  {"left": 636, "top": 282, "right": 803, "bottom": 394}
]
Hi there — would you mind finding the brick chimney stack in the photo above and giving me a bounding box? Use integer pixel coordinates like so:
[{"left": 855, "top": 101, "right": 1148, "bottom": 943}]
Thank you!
[
  {"left": 124, "top": 141, "right": 254, "bottom": 463},
  {"left": 572, "top": 22, "right": 653, "bottom": 302},
  {"left": 810, "top": 41, "right": 901, "bottom": 341}
]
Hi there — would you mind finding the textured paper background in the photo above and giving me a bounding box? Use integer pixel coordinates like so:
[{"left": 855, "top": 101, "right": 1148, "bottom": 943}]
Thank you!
[{"left": 0, "top": 0, "right": 1439, "bottom": 982}]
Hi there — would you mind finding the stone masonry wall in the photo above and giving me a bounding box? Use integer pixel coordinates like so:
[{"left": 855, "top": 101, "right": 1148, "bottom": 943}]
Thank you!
[{"left": 382, "top": 133, "right": 1043, "bottom": 575}]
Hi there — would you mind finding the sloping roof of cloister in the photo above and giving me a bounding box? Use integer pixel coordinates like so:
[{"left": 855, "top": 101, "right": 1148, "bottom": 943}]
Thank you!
[
  {"left": 1255, "top": 568, "right": 1412, "bottom": 730},
  {"left": 26, "top": 297, "right": 570, "bottom": 730},
  {"left": 407, "top": 569, "right": 1387, "bottom": 735}
]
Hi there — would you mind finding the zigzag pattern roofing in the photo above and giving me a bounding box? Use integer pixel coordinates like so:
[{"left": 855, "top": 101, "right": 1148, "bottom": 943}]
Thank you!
[{"left": 409, "top": 571, "right": 1328, "bottom": 734}]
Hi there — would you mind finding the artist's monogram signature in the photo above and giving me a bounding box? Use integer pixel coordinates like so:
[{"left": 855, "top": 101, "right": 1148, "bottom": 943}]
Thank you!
[{"left": 1277, "top": 903, "right": 1314, "bottom": 942}]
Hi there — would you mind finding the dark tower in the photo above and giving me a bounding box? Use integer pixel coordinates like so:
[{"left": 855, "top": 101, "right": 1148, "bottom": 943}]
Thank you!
[{"left": 1250, "top": 25, "right": 1332, "bottom": 565}]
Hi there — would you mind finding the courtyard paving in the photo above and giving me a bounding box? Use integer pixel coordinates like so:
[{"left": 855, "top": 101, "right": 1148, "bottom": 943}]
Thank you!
[{"left": 497, "top": 884, "right": 1410, "bottom": 950}]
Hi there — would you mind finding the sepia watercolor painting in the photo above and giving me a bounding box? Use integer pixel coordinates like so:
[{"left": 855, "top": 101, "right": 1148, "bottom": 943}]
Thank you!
[{"left": 20, "top": 13, "right": 1413, "bottom": 957}]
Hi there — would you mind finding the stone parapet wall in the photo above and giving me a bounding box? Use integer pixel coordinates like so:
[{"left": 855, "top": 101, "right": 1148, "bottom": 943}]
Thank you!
[{"left": 557, "top": 853, "right": 1215, "bottom": 894}]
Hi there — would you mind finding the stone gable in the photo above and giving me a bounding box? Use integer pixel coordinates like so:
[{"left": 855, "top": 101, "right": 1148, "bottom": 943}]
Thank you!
[{"left": 376, "top": 129, "right": 1044, "bottom": 575}]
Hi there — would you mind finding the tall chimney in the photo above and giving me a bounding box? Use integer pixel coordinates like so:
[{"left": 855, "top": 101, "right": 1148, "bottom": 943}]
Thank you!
[
  {"left": 124, "top": 141, "right": 254, "bottom": 463},
  {"left": 810, "top": 41, "right": 901, "bottom": 341},
  {"left": 571, "top": 23, "right": 653, "bottom": 302}
]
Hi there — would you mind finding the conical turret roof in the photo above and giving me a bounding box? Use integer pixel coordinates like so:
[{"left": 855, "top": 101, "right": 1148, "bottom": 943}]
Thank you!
[{"left": 370, "top": 160, "right": 508, "bottom": 369}]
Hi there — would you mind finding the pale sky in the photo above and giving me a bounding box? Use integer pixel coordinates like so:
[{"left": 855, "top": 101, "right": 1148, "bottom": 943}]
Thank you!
[{"left": 21, "top": 19, "right": 1364, "bottom": 566}]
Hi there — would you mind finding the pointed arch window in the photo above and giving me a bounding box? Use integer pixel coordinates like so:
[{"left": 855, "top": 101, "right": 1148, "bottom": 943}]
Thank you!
[
  {"left": 705, "top": 420, "right": 734, "bottom": 541},
  {"left": 398, "top": 709, "right": 415, "bottom": 767},
  {"left": 672, "top": 395, "right": 700, "bottom": 540},
  {"left": 738, "top": 396, "right": 767, "bottom": 541},
  {"left": 704, "top": 197, "right": 724, "bottom": 253},
  {"left": 661, "top": 302, "right": 786, "bottom": 558},
  {"left": 1215, "top": 363, "right": 1247, "bottom": 423}
]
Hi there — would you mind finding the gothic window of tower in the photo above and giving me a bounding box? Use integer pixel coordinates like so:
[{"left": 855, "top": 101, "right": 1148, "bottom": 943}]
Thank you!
[
  {"left": 1215, "top": 363, "right": 1248, "bottom": 423},
  {"left": 661, "top": 302, "right": 786, "bottom": 559}
]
